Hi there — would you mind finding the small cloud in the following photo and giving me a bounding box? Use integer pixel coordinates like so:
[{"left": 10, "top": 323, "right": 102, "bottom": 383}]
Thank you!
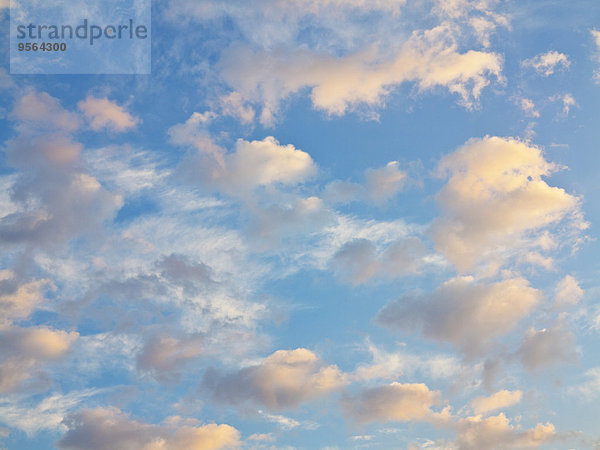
[
  {"left": 470, "top": 390, "right": 522, "bottom": 415},
  {"left": 342, "top": 382, "right": 442, "bottom": 424},
  {"left": 522, "top": 51, "right": 570, "bottom": 76},
  {"left": 554, "top": 275, "right": 584, "bottom": 308},
  {"left": 519, "top": 320, "right": 578, "bottom": 372},
  {"left": 517, "top": 98, "right": 539, "bottom": 118},
  {"left": 203, "top": 348, "right": 347, "bottom": 410},
  {"left": 78, "top": 96, "right": 140, "bottom": 132},
  {"left": 591, "top": 29, "right": 600, "bottom": 82}
]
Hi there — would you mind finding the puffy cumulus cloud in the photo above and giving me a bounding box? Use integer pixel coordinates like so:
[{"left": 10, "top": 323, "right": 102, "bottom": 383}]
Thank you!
[
  {"left": 431, "top": 136, "right": 584, "bottom": 273},
  {"left": 0, "top": 326, "right": 79, "bottom": 393},
  {"left": 1, "top": 92, "right": 123, "bottom": 250},
  {"left": 218, "top": 24, "right": 502, "bottom": 124},
  {"left": 470, "top": 390, "right": 522, "bottom": 415},
  {"left": 0, "top": 276, "right": 54, "bottom": 324},
  {"left": 331, "top": 237, "right": 426, "bottom": 285},
  {"left": 174, "top": 127, "right": 317, "bottom": 195},
  {"left": 522, "top": 51, "right": 570, "bottom": 76},
  {"left": 453, "top": 414, "right": 556, "bottom": 450},
  {"left": 136, "top": 333, "right": 205, "bottom": 379},
  {"left": 377, "top": 276, "right": 541, "bottom": 355},
  {"left": 203, "top": 348, "right": 347, "bottom": 410},
  {"left": 519, "top": 320, "right": 578, "bottom": 372},
  {"left": 342, "top": 382, "right": 442, "bottom": 424},
  {"left": 78, "top": 96, "right": 140, "bottom": 132},
  {"left": 57, "top": 407, "right": 240, "bottom": 450},
  {"left": 554, "top": 275, "right": 584, "bottom": 308},
  {"left": 221, "top": 137, "right": 316, "bottom": 189},
  {"left": 12, "top": 91, "right": 82, "bottom": 132}
]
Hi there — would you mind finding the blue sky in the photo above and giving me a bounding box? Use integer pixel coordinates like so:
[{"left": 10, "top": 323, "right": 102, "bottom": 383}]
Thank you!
[{"left": 1, "top": 0, "right": 600, "bottom": 448}]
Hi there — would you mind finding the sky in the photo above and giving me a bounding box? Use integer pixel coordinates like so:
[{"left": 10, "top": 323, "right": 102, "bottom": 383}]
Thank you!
[{"left": 1, "top": 0, "right": 600, "bottom": 449}]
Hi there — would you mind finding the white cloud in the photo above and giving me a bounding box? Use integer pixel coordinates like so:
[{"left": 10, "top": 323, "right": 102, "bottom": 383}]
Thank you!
[
  {"left": 1, "top": 92, "right": 123, "bottom": 250},
  {"left": 203, "top": 348, "right": 347, "bottom": 410},
  {"left": 218, "top": 24, "right": 502, "bottom": 124},
  {"left": 519, "top": 320, "right": 578, "bottom": 371},
  {"left": 331, "top": 237, "right": 426, "bottom": 285},
  {"left": 0, "top": 389, "right": 105, "bottom": 435},
  {"left": 0, "top": 276, "right": 54, "bottom": 324},
  {"left": 432, "top": 136, "right": 585, "bottom": 273},
  {"left": 569, "top": 367, "right": 600, "bottom": 399},
  {"left": 517, "top": 98, "right": 539, "bottom": 118},
  {"left": 591, "top": 29, "right": 600, "bottom": 82},
  {"left": 453, "top": 414, "right": 556, "bottom": 449},
  {"left": 78, "top": 96, "right": 140, "bottom": 132},
  {"left": 352, "top": 339, "right": 463, "bottom": 382},
  {"left": 174, "top": 128, "right": 317, "bottom": 195},
  {"left": 323, "top": 161, "right": 408, "bottom": 205},
  {"left": 470, "top": 390, "right": 522, "bottom": 415},
  {"left": 0, "top": 326, "right": 79, "bottom": 393},
  {"left": 522, "top": 51, "right": 570, "bottom": 76},
  {"left": 136, "top": 333, "right": 205, "bottom": 380},
  {"left": 257, "top": 410, "right": 318, "bottom": 431},
  {"left": 554, "top": 275, "right": 584, "bottom": 307},
  {"left": 377, "top": 276, "right": 541, "bottom": 355},
  {"left": 219, "top": 92, "right": 255, "bottom": 124},
  {"left": 12, "top": 91, "right": 82, "bottom": 132},
  {"left": 57, "top": 407, "right": 241, "bottom": 450},
  {"left": 342, "top": 382, "right": 442, "bottom": 424}
]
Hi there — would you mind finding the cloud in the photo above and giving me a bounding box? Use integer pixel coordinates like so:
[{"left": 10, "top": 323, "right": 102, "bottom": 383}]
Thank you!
[
  {"left": 342, "top": 382, "right": 441, "bottom": 424},
  {"left": 569, "top": 367, "right": 600, "bottom": 399},
  {"left": 365, "top": 162, "right": 408, "bottom": 203},
  {"left": 136, "top": 333, "right": 205, "bottom": 379},
  {"left": 0, "top": 326, "right": 79, "bottom": 393},
  {"left": 57, "top": 407, "right": 240, "bottom": 450},
  {"left": 431, "top": 136, "right": 584, "bottom": 273},
  {"left": 517, "top": 98, "right": 539, "bottom": 118},
  {"left": 377, "top": 276, "right": 541, "bottom": 355},
  {"left": 453, "top": 414, "right": 556, "bottom": 450},
  {"left": 470, "top": 390, "right": 522, "bottom": 415},
  {"left": 0, "top": 276, "right": 54, "bottom": 324},
  {"left": 0, "top": 389, "right": 105, "bottom": 435},
  {"left": 522, "top": 51, "right": 570, "bottom": 76},
  {"left": 257, "top": 410, "right": 318, "bottom": 431},
  {"left": 331, "top": 237, "right": 426, "bottom": 285},
  {"left": 352, "top": 339, "right": 463, "bottom": 382},
  {"left": 323, "top": 161, "right": 409, "bottom": 205},
  {"left": 203, "top": 348, "right": 347, "bottom": 410},
  {"left": 219, "top": 92, "right": 255, "bottom": 124},
  {"left": 590, "top": 29, "right": 600, "bottom": 82},
  {"left": 218, "top": 24, "right": 502, "bottom": 124},
  {"left": 519, "top": 320, "right": 578, "bottom": 371},
  {"left": 174, "top": 129, "right": 317, "bottom": 195},
  {"left": 554, "top": 275, "right": 584, "bottom": 308},
  {"left": 12, "top": 91, "right": 82, "bottom": 132},
  {"left": 1, "top": 92, "right": 123, "bottom": 250},
  {"left": 246, "top": 196, "right": 332, "bottom": 249},
  {"left": 78, "top": 96, "right": 140, "bottom": 132}
]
